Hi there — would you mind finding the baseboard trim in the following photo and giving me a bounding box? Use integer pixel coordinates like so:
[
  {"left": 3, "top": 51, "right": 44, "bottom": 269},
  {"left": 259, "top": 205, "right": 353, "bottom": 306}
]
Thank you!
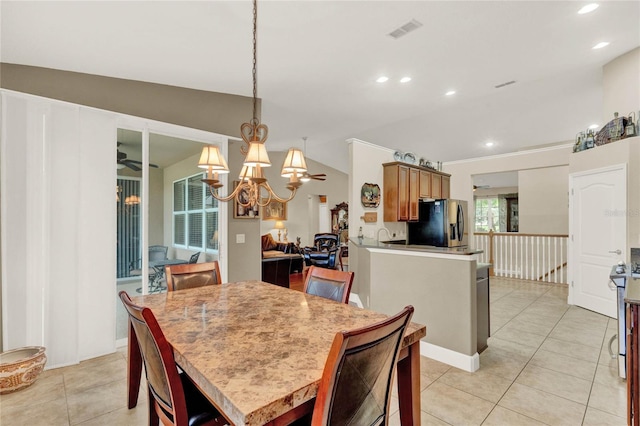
[
  {"left": 420, "top": 341, "right": 480, "bottom": 372},
  {"left": 116, "top": 337, "right": 128, "bottom": 348}
]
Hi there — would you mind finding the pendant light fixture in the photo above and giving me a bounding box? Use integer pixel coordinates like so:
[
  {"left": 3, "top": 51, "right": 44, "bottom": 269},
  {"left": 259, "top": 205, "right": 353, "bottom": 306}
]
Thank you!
[{"left": 198, "top": 0, "right": 308, "bottom": 207}]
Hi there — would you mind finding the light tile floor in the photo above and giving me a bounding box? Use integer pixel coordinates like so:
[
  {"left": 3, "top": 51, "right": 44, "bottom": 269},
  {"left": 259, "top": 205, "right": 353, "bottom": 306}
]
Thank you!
[{"left": 1, "top": 277, "right": 627, "bottom": 425}]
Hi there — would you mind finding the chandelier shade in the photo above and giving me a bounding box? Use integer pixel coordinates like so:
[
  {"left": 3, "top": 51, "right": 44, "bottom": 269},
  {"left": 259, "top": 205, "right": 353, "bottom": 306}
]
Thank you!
[
  {"left": 244, "top": 141, "right": 271, "bottom": 167},
  {"left": 198, "top": 145, "right": 230, "bottom": 173},
  {"left": 280, "top": 148, "right": 308, "bottom": 177}
]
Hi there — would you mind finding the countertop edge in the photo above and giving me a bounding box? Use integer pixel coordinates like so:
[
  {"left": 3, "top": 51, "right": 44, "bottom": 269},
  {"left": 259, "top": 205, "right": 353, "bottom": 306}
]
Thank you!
[{"left": 350, "top": 238, "right": 482, "bottom": 257}]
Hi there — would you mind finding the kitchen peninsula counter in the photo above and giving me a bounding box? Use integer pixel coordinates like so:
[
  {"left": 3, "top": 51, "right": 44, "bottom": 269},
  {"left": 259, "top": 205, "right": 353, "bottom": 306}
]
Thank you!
[
  {"left": 349, "top": 238, "right": 483, "bottom": 372},
  {"left": 353, "top": 238, "right": 482, "bottom": 256}
]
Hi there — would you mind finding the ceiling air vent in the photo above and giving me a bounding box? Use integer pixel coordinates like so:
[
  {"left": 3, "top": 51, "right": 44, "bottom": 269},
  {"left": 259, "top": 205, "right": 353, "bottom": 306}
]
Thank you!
[
  {"left": 495, "top": 80, "right": 517, "bottom": 89},
  {"left": 388, "top": 19, "right": 423, "bottom": 39}
]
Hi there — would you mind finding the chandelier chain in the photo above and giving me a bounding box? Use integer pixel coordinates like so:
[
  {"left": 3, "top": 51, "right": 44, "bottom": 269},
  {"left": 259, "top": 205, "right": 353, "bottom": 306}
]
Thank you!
[{"left": 252, "top": 0, "right": 258, "bottom": 125}]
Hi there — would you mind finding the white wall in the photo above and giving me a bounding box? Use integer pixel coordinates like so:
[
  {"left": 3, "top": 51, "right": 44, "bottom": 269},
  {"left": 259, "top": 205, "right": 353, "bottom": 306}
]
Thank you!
[
  {"left": 519, "top": 166, "right": 569, "bottom": 234},
  {"left": 444, "top": 144, "right": 573, "bottom": 245},
  {"left": 348, "top": 139, "right": 406, "bottom": 241},
  {"left": 602, "top": 47, "right": 640, "bottom": 124}
]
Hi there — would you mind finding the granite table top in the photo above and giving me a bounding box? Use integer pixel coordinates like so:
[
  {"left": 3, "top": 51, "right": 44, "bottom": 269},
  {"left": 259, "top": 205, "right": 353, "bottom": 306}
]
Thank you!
[{"left": 132, "top": 280, "right": 426, "bottom": 425}]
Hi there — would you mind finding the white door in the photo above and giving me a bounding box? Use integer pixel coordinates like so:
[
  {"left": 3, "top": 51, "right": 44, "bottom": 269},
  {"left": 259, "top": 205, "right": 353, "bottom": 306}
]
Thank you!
[{"left": 569, "top": 164, "right": 626, "bottom": 318}]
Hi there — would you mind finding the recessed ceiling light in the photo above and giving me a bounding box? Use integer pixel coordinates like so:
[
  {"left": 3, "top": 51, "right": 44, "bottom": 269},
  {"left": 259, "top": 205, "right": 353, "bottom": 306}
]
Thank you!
[
  {"left": 589, "top": 124, "right": 599, "bottom": 129},
  {"left": 376, "top": 76, "right": 389, "bottom": 83},
  {"left": 593, "top": 41, "right": 609, "bottom": 49},
  {"left": 445, "top": 90, "right": 456, "bottom": 96},
  {"left": 400, "top": 77, "right": 412, "bottom": 83},
  {"left": 485, "top": 142, "right": 494, "bottom": 147},
  {"left": 578, "top": 3, "right": 599, "bottom": 14}
]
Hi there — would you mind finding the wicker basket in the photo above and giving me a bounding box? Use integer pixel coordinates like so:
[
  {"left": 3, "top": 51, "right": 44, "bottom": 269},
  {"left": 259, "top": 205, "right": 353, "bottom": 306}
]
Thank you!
[{"left": 0, "top": 346, "right": 47, "bottom": 394}]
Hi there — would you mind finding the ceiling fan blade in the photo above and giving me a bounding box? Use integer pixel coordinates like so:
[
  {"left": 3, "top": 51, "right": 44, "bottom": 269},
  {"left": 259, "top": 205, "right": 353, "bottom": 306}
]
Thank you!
[
  {"left": 308, "top": 173, "right": 326, "bottom": 181},
  {"left": 122, "top": 160, "right": 142, "bottom": 172},
  {"left": 126, "top": 159, "right": 159, "bottom": 168}
]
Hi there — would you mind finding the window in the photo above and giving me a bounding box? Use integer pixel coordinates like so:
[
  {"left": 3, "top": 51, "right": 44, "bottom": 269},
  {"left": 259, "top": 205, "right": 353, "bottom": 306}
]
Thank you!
[
  {"left": 475, "top": 197, "right": 501, "bottom": 232},
  {"left": 173, "top": 173, "right": 219, "bottom": 251}
]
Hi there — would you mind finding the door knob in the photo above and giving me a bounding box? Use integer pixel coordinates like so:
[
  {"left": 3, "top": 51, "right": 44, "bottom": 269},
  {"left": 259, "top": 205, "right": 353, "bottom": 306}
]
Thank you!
[{"left": 609, "top": 249, "right": 622, "bottom": 255}]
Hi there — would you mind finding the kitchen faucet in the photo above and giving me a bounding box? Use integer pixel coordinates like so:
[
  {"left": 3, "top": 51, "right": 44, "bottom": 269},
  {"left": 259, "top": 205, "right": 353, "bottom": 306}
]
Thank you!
[{"left": 377, "top": 227, "right": 391, "bottom": 242}]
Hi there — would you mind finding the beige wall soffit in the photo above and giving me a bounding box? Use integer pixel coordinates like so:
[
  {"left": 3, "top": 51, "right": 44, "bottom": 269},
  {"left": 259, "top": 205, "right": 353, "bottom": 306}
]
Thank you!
[{"left": 0, "top": 63, "right": 254, "bottom": 139}]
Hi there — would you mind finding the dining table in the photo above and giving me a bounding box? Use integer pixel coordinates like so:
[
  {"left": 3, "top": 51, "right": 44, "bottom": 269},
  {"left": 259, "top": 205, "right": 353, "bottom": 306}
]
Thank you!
[{"left": 127, "top": 280, "right": 426, "bottom": 425}]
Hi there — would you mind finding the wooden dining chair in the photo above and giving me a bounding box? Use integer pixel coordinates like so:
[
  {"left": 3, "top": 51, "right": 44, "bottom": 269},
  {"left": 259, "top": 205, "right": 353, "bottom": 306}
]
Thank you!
[
  {"left": 311, "top": 305, "right": 414, "bottom": 426},
  {"left": 119, "top": 291, "right": 225, "bottom": 426},
  {"left": 165, "top": 261, "right": 222, "bottom": 292},
  {"left": 303, "top": 265, "right": 354, "bottom": 304}
]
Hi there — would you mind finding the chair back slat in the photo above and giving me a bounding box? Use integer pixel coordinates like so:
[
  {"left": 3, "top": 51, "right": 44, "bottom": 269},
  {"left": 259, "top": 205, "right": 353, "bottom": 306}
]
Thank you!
[
  {"left": 165, "top": 261, "right": 222, "bottom": 292},
  {"left": 119, "top": 291, "right": 187, "bottom": 423},
  {"left": 312, "top": 306, "right": 414, "bottom": 426},
  {"left": 304, "top": 266, "right": 354, "bottom": 304}
]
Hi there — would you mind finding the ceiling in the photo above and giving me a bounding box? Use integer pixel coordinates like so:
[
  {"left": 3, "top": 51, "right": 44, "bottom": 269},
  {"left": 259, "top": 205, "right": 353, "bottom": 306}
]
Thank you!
[{"left": 2, "top": 1, "right": 639, "bottom": 175}]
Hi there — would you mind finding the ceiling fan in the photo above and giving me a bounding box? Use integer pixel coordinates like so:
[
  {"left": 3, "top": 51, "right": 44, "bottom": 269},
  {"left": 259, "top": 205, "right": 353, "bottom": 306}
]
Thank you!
[
  {"left": 301, "top": 172, "right": 326, "bottom": 182},
  {"left": 473, "top": 185, "right": 490, "bottom": 191},
  {"left": 117, "top": 143, "right": 158, "bottom": 171}
]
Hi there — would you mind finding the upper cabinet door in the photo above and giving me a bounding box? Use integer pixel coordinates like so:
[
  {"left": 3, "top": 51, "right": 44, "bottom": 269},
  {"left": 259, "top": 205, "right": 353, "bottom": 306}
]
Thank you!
[
  {"left": 441, "top": 176, "right": 450, "bottom": 199},
  {"left": 409, "top": 168, "right": 419, "bottom": 221},
  {"left": 431, "top": 173, "right": 442, "bottom": 199},
  {"left": 419, "top": 170, "right": 431, "bottom": 198},
  {"left": 397, "top": 165, "right": 410, "bottom": 221}
]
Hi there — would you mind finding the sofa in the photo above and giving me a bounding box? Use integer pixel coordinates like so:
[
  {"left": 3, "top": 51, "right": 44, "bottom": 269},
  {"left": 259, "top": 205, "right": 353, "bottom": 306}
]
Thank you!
[{"left": 261, "top": 234, "right": 304, "bottom": 287}]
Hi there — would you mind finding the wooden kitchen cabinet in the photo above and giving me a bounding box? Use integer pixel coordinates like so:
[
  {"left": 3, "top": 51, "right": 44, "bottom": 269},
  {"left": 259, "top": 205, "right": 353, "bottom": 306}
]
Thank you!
[
  {"left": 419, "top": 170, "right": 431, "bottom": 198},
  {"left": 384, "top": 164, "right": 409, "bottom": 221},
  {"left": 409, "top": 168, "right": 419, "bottom": 221},
  {"left": 383, "top": 162, "right": 451, "bottom": 222},
  {"left": 431, "top": 173, "right": 442, "bottom": 198},
  {"left": 442, "top": 175, "right": 450, "bottom": 199}
]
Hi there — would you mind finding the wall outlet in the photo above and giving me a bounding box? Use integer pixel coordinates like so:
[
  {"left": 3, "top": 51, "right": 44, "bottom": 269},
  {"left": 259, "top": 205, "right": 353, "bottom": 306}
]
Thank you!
[{"left": 236, "top": 234, "right": 245, "bottom": 244}]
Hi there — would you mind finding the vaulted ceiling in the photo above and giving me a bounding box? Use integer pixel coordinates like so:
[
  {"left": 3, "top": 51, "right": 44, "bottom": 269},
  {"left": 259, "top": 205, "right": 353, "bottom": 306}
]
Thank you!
[{"left": 2, "top": 1, "right": 639, "bottom": 173}]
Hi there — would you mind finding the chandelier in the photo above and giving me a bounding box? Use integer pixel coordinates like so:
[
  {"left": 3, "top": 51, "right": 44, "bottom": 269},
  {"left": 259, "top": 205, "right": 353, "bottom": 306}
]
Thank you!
[{"left": 198, "top": 0, "right": 307, "bottom": 207}]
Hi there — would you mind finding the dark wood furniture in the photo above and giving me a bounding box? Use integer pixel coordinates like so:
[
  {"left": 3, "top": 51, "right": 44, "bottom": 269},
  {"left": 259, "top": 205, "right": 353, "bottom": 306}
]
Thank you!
[
  {"left": 126, "top": 281, "right": 426, "bottom": 425},
  {"left": 165, "top": 261, "right": 222, "bottom": 292},
  {"left": 338, "top": 245, "right": 348, "bottom": 271},
  {"left": 330, "top": 202, "right": 349, "bottom": 244},
  {"left": 303, "top": 265, "right": 354, "bottom": 304},
  {"left": 311, "top": 305, "right": 414, "bottom": 425},
  {"left": 261, "top": 233, "right": 303, "bottom": 273},
  {"left": 119, "top": 291, "right": 223, "bottom": 426},
  {"left": 261, "top": 257, "right": 292, "bottom": 288},
  {"left": 627, "top": 281, "right": 640, "bottom": 425}
]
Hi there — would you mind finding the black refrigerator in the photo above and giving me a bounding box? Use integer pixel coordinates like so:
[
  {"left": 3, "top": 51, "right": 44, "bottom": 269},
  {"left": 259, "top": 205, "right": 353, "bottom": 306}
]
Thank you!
[{"left": 407, "top": 199, "right": 468, "bottom": 247}]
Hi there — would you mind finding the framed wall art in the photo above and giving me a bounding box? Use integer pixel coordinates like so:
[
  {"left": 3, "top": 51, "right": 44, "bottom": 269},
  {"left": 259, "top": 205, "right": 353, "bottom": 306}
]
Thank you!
[
  {"left": 233, "top": 181, "right": 260, "bottom": 219},
  {"left": 262, "top": 198, "right": 287, "bottom": 221},
  {"left": 361, "top": 183, "right": 380, "bottom": 208}
]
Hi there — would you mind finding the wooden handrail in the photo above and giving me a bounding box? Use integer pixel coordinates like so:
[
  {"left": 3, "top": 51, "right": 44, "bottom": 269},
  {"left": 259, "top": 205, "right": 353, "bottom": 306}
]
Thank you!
[
  {"left": 474, "top": 231, "right": 569, "bottom": 283},
  {"left": 474, "top": 232, "right": 569, "bottom": 238}
]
